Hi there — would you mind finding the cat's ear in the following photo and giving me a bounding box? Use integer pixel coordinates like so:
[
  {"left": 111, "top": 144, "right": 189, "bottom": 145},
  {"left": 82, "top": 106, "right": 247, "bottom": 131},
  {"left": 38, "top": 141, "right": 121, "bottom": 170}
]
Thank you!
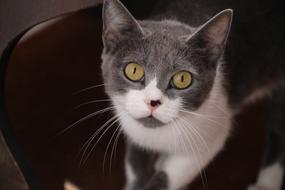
[
  {"left": 187, "top": 9, "right": 233, "bottom": 60},
  {"left": 102, "top": 0, "right": 144, "bottom": 47}
]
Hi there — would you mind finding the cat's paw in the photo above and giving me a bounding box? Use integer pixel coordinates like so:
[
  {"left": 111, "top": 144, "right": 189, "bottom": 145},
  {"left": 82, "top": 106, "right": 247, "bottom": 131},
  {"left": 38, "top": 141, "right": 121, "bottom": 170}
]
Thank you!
[
  {"left": 64, "top": 181, "right": 81, "bottom": 190},
  {"left": 247, "top": 184, "right": 271, "bottom": 190}
]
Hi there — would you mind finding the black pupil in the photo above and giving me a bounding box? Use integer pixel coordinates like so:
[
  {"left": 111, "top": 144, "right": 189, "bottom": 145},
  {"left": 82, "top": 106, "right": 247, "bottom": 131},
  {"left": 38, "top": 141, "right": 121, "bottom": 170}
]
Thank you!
[
  {"left": 133, "top": 67, "right": 137, "bottom": 74},
  {"left": 181, "top": 75, "right": 184, "bottom": 83}
]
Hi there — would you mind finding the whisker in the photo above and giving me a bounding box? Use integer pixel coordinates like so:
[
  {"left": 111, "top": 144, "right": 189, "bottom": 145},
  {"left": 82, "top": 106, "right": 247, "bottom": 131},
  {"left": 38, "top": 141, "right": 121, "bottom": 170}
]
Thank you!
[
  {"left": 179, "top": 109, "right": 226, "bottom": 128},
  {"left": 181, "top": 119, "right": 209, "bottom": 151},
  {"left": 57, "top": 106, "right": 115, "bottom": 136},
  {"left": 173, "top": 120, "right": 190, "bottom": 155},
  {"left": 82, "top": 116, "right": 121, "bottom": 166},
  {"left": 182, "top": 120, "right": 209, "bottom": 190},
  {"left": 103, "top": 125, "right": 121, "bottom": 175},
  {"left": 109, "top": 126, "right": 123, "bottom": 174},
  {"left": 180, "top": 98, "right": 229, "bottom": 117},
  {"left": 179, "top": 106, "right": 226, "bottom": 119},
  {"left": 79, "top": 114, "right": 119, "bottom": 166},
  {"left": 170, "top": 121, "right": 178, "bottom": 155},
  {"left": 206, "top": 101, "right": 231, "bottom": 116},
  {"left": 72, "top": 83, "right": 106, "bottom": 95},
  {"left": 159, "top": 107, "right": 225, "bottom": 131},
  {"left": 178, "top": 119, "right": 208, "bottom": 190},
  {"left": 74, "top": 99, "right": 112, "bottom": 110}
]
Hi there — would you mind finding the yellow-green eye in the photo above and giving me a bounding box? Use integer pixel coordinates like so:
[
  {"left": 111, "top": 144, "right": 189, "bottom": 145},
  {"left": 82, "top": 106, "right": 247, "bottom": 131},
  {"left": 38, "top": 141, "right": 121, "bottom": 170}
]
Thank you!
[
  {"left": 171, "top": 71, "right": 192, "bottom": 89},
  {"left": 124, "top": 63, "right": 144, "bottom": 82}
]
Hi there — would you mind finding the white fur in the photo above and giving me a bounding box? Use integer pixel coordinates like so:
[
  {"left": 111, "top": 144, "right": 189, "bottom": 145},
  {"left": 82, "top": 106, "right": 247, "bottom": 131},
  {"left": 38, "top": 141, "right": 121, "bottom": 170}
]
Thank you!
[
  {"left": 157, "top": 154, "right": 204, "bottom": 190},
  {"left": 125, "top": 162, "right": 136, "bottom": 187},
  {"left": 113, "top": 69, "right": 231, "bottom": 154},
  {"left": 144, "top": 79, "right": 163, "bottom": 101},
  {"left": 113, "top": 67, "right": 232, "bottom": 189},
  {"left": 248, "top": 162, "right": 284, "bottom": 190},
  {"left": 124, "top": 78, "right": 181, "bottom": 124}
]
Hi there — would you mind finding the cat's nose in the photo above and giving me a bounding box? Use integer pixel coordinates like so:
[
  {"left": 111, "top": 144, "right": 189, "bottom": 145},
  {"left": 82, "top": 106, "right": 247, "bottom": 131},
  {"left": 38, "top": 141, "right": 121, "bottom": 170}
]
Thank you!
[
  {"left": 150, "top": 100, "right": 162, "bottom": 107},
  {"left": 145, "top": 99, "right": 162, "bottom": 112}
]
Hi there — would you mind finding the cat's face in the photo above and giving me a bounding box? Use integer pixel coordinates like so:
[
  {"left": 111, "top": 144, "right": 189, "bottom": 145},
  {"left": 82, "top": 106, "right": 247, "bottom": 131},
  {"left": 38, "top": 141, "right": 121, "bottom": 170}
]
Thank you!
[
  {"left": 101, "top": 0, "right": 232, "bottom": 150},
  {"left": 102, "top": 20, "right": 215, "bottom": 127}
]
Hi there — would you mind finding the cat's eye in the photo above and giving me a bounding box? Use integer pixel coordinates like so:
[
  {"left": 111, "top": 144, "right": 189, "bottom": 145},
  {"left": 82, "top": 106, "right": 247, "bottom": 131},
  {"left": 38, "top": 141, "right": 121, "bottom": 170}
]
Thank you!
[
  {"left": 171, "top": 71, "right": 192, "bottom": 89},
  {"left": 124, "top": 63, "right": 145, "bottom": 82}
]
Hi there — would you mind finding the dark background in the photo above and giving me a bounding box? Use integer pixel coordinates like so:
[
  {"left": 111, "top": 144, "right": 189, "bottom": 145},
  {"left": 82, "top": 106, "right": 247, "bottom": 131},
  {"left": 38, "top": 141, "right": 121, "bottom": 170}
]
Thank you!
[
  {"left": 0, "top": 0, "right": 100, "bottom": 53},
  {"left": 2, "top": 2, "right": 285, "bottom": 190}
]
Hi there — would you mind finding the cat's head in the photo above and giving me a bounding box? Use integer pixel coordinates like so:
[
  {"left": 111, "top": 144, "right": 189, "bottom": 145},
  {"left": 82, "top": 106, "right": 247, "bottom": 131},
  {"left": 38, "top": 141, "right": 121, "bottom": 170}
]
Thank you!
[{"left": 101, "top": 0, "right": 232, "bottom": 148}]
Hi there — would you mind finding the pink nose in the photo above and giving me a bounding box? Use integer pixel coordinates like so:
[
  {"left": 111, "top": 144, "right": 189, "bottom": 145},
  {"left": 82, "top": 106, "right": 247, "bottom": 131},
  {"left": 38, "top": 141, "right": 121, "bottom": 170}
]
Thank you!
[{"left": 146, "top": 99, "right": 162, "bottom": 112}]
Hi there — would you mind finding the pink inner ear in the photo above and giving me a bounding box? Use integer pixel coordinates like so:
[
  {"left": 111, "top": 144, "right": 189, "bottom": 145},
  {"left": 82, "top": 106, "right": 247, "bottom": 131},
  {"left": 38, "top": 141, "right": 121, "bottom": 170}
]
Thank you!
[
  {"left": 103, "top": 29, "right": 117, "bottom": 40},
  {"left": 103, "top": 0, "right": 145, "bottom": 40},
  {"left": 188, "top": 10, "right": 232, "bottom": 46},
  {"left": 207, "top": 15, "right": 231, "bottom": 45}
]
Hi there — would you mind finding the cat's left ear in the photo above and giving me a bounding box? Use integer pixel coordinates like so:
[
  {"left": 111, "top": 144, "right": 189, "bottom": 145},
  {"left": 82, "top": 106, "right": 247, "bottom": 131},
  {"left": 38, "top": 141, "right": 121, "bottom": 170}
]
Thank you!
[
  {"left": 187, "top": 9, "right": 233, "bottom": 60},
  {"left": 102, "top": 0, "right": 144, "bottom": 47}
]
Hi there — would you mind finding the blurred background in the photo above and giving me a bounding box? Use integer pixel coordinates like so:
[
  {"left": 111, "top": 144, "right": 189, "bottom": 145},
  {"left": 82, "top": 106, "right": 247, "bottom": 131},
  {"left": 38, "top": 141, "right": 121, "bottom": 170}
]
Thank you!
[
  {"left": 1, "top": 0, "right": 284, "bottom": 190},
  {"left": 0, "top": 0, "right": 101, "bottom": 53}
]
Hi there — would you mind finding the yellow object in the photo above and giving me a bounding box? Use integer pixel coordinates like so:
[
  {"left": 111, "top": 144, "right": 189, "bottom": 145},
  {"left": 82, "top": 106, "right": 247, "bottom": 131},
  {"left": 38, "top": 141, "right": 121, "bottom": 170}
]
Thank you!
[
  {"left": 172, "top": 71, "right": 192, "bottom": 89},
  {"left": 124, "top": 63, "right": 144, "bottom": 81}
]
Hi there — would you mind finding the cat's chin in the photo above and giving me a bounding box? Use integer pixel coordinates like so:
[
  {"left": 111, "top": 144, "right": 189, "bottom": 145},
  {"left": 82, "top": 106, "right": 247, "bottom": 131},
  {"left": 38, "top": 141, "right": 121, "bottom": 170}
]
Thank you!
[{"left": 136, "top": 116, "right": 166, "bottom": 128}]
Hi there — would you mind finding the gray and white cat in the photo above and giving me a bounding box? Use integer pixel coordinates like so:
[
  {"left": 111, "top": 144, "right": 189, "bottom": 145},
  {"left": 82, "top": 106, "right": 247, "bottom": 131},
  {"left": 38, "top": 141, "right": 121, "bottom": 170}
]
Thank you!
[{"left": 100, "top": 0, "right": 285, "bottom": 190}]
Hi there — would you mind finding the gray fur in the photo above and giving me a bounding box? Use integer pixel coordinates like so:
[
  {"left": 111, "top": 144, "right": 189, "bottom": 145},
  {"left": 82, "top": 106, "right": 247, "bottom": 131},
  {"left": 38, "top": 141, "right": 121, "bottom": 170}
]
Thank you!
[
  {"left": 143, "top": 171, "right": 168, "bottom": 190},
  {"left": 125, "top": 143, "right": 155, "bottom": 190},
  {"left": 100, "top": 0, "right": 285, "bottom": 189},
  {"left": 102, "top": 2, "right": 232, "bottom": 111},
  {"left": 101, "top": 0, "right": 232, "bottom": 189}
]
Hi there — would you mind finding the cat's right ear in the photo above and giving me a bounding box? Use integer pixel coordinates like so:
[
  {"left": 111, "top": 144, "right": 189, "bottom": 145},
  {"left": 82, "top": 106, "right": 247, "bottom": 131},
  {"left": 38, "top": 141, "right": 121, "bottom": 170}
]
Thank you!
[{"left": 102, "top": 0, "right": 144, "bottom": 48}]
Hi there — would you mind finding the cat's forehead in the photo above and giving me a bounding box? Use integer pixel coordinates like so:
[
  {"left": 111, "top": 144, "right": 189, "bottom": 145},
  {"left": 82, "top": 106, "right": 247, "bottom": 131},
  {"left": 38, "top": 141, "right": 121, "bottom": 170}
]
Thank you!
[
  {"left": 137, "top": 20, "right": 195, "bottom": 63},
  {"left": 140, "top": 20, "right": 195, "bottom": 38},
  {"left": 114, "top": 20, "right": 198, "bottom": 74}
]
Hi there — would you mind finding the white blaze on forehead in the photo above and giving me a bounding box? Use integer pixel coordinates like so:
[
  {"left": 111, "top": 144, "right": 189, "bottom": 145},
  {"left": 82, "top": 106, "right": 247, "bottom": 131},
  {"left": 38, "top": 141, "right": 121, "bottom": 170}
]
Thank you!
[{"left": 144, "top": 78, "right": 163, "bottom": 101}]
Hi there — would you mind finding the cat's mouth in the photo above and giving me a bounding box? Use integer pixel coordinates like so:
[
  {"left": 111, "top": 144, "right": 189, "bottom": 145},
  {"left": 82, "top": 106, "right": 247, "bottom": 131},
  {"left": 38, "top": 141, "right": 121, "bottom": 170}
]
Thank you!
[{"left": 136, "top": 115, "right": 166, "bottom": 128}]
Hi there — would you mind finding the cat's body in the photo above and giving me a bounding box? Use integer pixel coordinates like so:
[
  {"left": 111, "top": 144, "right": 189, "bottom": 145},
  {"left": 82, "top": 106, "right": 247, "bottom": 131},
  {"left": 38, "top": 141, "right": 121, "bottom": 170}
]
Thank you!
[{"left": 100, "top": 0, "right": 285, "bottom": 190}]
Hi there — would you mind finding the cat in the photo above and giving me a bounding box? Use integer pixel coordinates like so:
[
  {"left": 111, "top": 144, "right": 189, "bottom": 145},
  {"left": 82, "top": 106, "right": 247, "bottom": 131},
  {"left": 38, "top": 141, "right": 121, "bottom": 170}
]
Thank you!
[{"left": 100, "top": 0, "right": 285, "bottom": 190}]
